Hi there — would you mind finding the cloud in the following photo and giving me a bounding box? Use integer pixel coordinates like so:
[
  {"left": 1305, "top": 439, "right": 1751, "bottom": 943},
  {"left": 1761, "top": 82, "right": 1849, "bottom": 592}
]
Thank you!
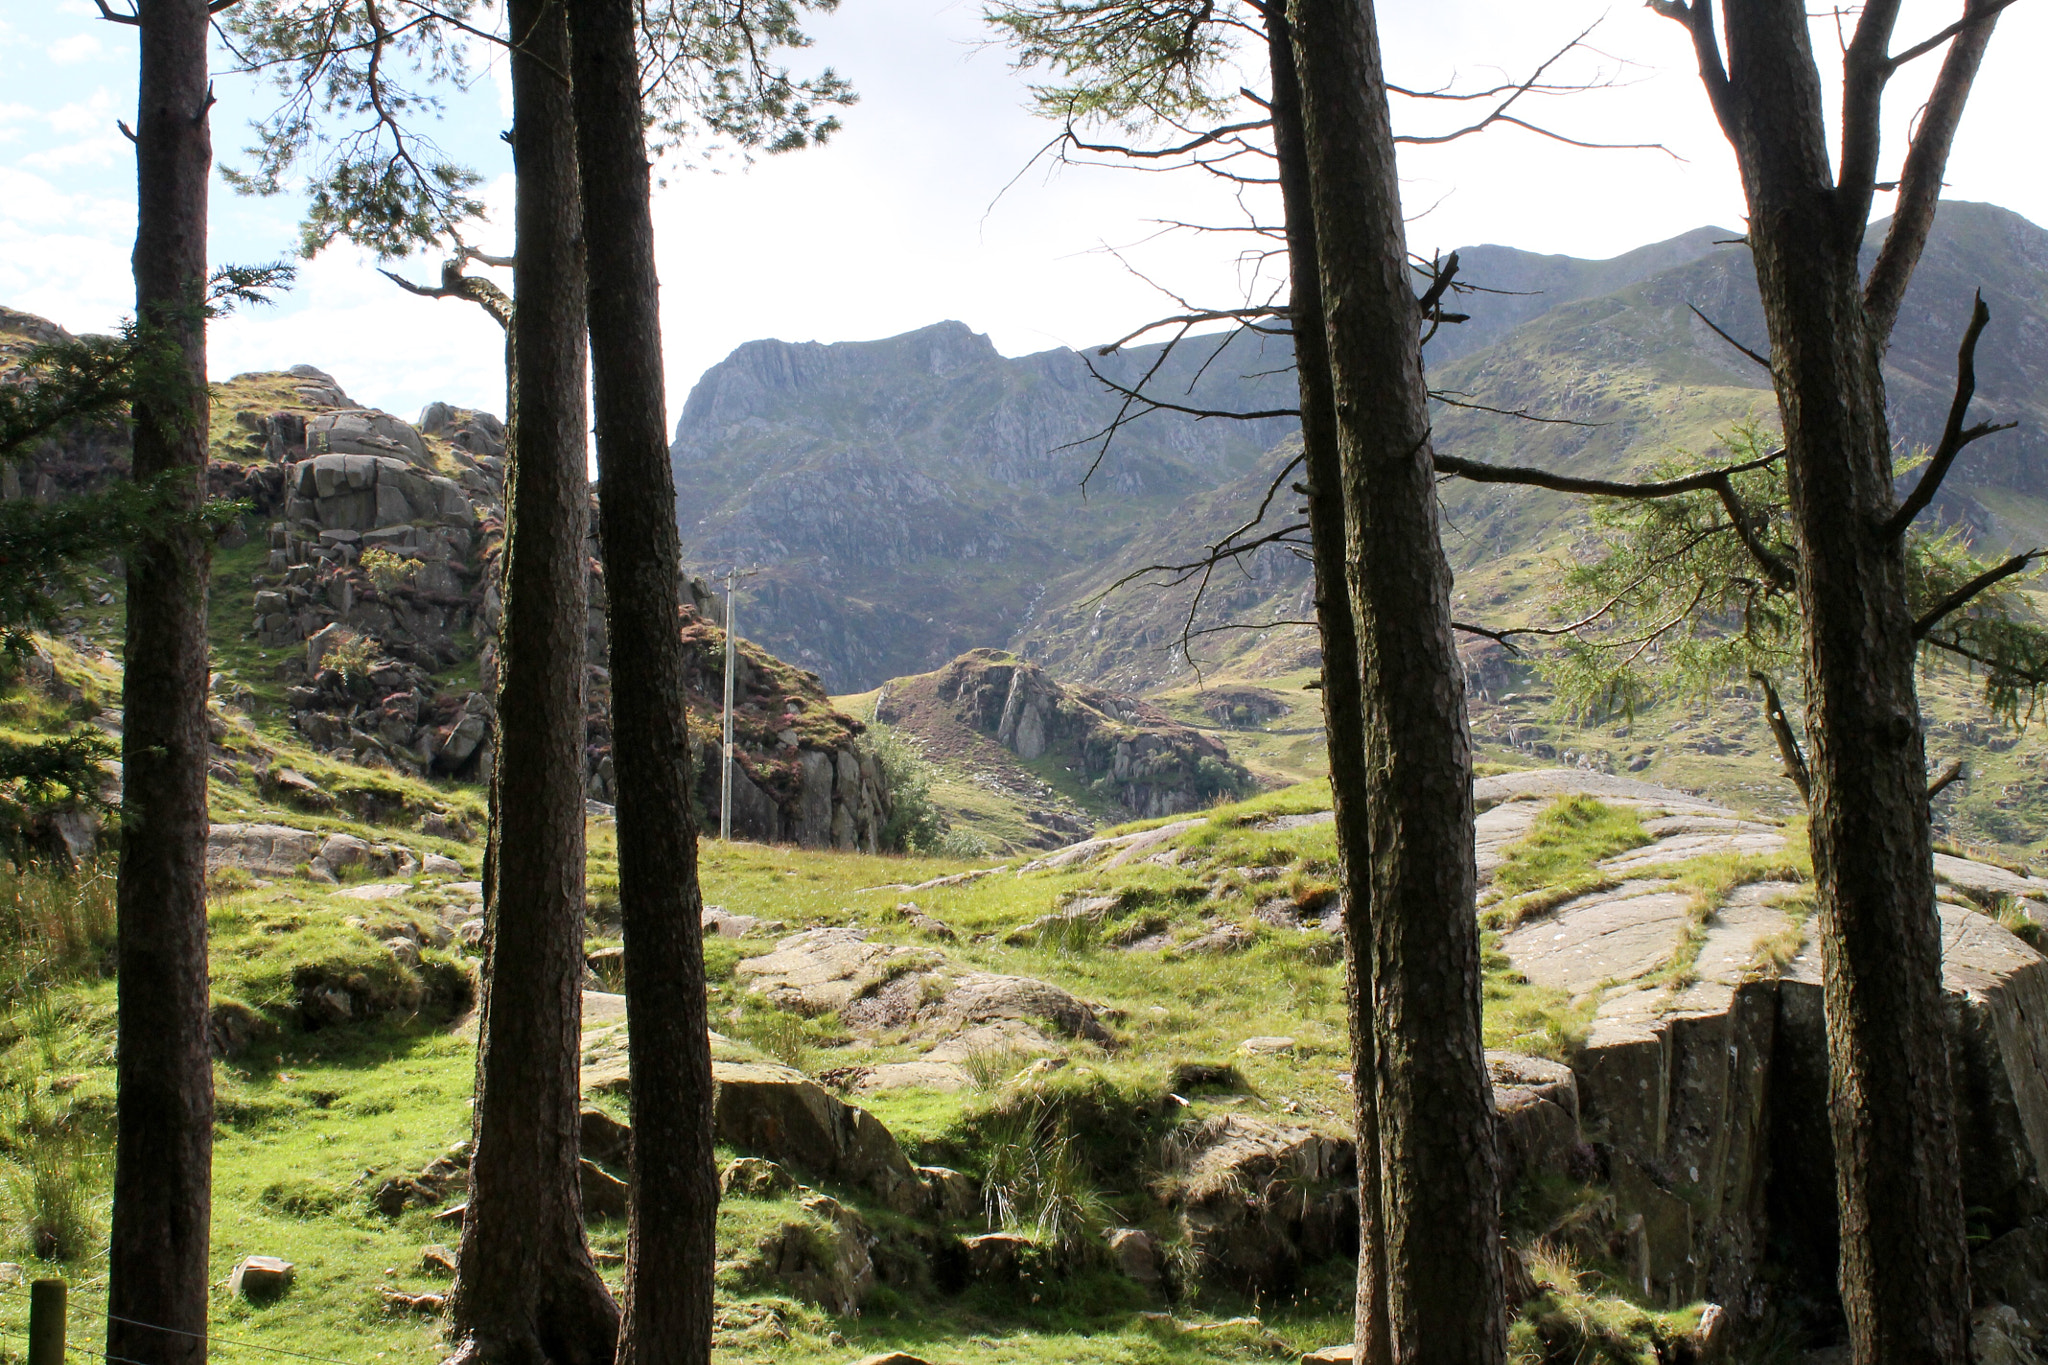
[
  {"left": 47, "top": 33, "right": 104, "bottom": 64},
  {"left": 45, "top": 88, "right": 117, "bottom": 136},
  {"left": 21, "top": 135, "right": 126, "bottom": 171}
]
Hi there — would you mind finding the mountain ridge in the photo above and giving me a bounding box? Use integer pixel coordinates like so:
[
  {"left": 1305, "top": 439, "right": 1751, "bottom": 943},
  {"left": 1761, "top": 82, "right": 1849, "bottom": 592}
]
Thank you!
[{"left": 668, "top": 200, "right": 2048, "bottom": 695}]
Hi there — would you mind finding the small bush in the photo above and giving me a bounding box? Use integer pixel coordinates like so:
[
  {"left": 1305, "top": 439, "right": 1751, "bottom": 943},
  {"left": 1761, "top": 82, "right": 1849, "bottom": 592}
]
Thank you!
[
  {"left": 359, "top": 547, "right": 423, "bottom": 592},
  {"left": 321, "top": 634, "right": 377, "bottom": 683},
  {"left": 867, "top": 724, "right": 945, "bottom": 853},
  {"left": 934, "top": 827, "right": 992, "bottom": 859}
]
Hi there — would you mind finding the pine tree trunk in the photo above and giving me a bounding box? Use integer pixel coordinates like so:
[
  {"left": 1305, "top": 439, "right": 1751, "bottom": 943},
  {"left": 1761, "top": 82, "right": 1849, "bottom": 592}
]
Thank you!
[
  {"left": 1288, "top": 0, "right": 1503, "bottom": 1358},
  {"left": 1262, "top": 9, "right": 1388, "bottom": 1361},
  {"left": 567, "top": 2, "right": 719, "bottom": 1361},
  {"left": 108, "top": 5, "right": 215, "bottom": 1364},
  {"left": 446, "top": 2, "right": 619, "bottom": 1360},
  {"left": 1711, "top": 3, "right": 1969, "bottom": 1357}
]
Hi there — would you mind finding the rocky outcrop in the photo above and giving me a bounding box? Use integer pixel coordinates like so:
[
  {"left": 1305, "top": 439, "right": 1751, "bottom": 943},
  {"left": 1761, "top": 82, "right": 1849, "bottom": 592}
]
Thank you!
[
  {"left": 1164, "top": 1114, "right": 1356, "bottom": 1293},
  {"left": 879, "top": 649, "right": 1250, "bottom": 822},
  {"left": 733, "top": 926, "right": 1112, "bottom": 1049},
  {"left": 199, "top": 363, "right": 892, "bottom": 849},
  {"left": 1475, "top": 769, "right": 2048, "bottom": 1343},
  {"left": 586, "top": 600, "right": 892, "bottom": 851},
  {"left": 668, "top": 321, "right": 1299, "bottom": 691}
]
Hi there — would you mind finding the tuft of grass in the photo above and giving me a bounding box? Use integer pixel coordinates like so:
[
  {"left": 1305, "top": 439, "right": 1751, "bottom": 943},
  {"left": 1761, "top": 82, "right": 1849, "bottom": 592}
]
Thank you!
[
  {"left": 1991, "top": 893, "right": 2047, "bottom": 951},
  {"left": 3, "top": 1099, "right": 104, "bottom": 1262},
  {"left": 976, "top": 1106, "right": 1112, "bottom": 1256},
  {"left": 0, "top": 861, "right": 116, "bottom": 1003},
  {"left": 1493, "top": 797, "right": 1653, "bottom": 898},
  {"left": 961, "top": 1039, "right": 1032, "bottom": 1090},
  {"left": 1511, "top": 1239, "right": 1708, "bottom": 1365},
  {"left": 1485, "top": 873, "right": 1622, "bottom": 931}
]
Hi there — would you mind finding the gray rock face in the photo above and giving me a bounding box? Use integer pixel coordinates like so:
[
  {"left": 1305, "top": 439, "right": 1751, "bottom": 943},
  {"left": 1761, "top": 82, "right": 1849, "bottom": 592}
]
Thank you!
[
  {"left": 735, "top": 926, "right": 1111, "bottom": 1051},
  {"left": 668, "top": 321, "right": 1299, "bottom": 690},
  {"left": 306, "top": 409, "right": 429, "bottom": 464},
  {"left": 1166, "top": 1114, "right": 1357, "bottom": 1291},
  {"left": 206, "top": 822, "right": 421, "bottom": 884},
  {"left": 1482, "top": 768, "right": 2048, "bottom": 1326},
  {"left": 285, "top": 453, "right": 474, "bottom": 538},
  {"left": 887, "top": 650, "right": 1248, "bottom": 822}
]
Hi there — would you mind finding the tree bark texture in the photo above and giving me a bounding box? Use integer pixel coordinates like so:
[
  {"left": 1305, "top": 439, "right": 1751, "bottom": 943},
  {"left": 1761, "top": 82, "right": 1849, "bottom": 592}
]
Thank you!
[
  {"left": 447, "top": 2, "right": 618, "bottom": 1360},
  {"left": 1261, "top": 8, "right": 1388, "bottom": 1362},
  {"left": 1287, "top": 0, "right": 1503, "bottom": 1359},
  {"left": 1709, "top": 2, "right": 1970, "bottom": 1357},
  {"left": 567, "top": 2, "right": 720, "bottom": 1362},
  {"left": 109, "top": 5, "right": 215, "bottom": 1365}
]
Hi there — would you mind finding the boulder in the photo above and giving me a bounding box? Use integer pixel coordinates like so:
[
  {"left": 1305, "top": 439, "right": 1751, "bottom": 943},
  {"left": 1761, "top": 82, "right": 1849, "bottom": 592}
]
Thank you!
[
  {"left": 581, "top": 1107, "right": 632, "bottom": 1168},
  {"left": 929, "top": 970, "right": 1110, "bottom": 1043},
  {"left": 960, "top": 1231, "right": 1039, "bottom": 1284},
  {"left": 1106, "top": 1226, "right": 1162, "bottom": 1284},
  {"left": 708, "top": 1061, "right": 927, "bottom": 1214},
  {"left": 580, "top": 1159, "right": 629, "bottom": 1221},
  {"left": 918, "top": 1166, "right": 979, "bottom": 1220},
  {"left": 736, "top": 927, "right": 1110, "bottom": 1047},
  {"left": 721, "top": 1156, "right": 799, "bottom": 1199},
  {"left": 207, "top": 823, "right": 324, "bottom": 879},
  {"left": 854, "top": 1061, "right": 973, "bottom": 1093},
  {"left": 703, "top": 906, "right": 763, "bottom": 938},
  {"left": 751, "top": 1194, "right": 875, "bottom": 1314},
  {"left": 1167, "top": 1114, "right": 1356, "bottom": 1291},
  {"left": 229, "top": 1256, "right": 294, "bottom": 1302},
  {"left": 737, "top": 927, "right": 942, "bottom": 1015},
  {"left": 306, "top": 409, "right": 428, "bottom": 463},
  {"left": 1487, "top": 1052, "right": 1582, "bottom": 1189}
]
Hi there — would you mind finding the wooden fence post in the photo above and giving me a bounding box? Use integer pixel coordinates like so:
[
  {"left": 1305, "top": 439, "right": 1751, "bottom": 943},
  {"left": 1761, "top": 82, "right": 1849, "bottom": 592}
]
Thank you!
[{"left": 27, "top": 1278, "right": 65, "bottom": 1365}]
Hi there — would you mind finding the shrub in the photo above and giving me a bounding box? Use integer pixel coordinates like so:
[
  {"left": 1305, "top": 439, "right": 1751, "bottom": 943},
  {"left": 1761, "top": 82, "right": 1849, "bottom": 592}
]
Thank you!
[
  {"left": 866, "top": 723, "right": 945, "bottom": 853},
  {"left": 321, "top": 633, "right": 377, "bottom": 683},
  {"left": 359, "top": 547, "right": 423, "bottom": 592}
]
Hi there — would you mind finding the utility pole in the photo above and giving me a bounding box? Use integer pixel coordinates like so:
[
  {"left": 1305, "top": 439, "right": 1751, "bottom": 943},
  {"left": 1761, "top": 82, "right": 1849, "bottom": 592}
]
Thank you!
[{"left": 719, "top": 564, "right": 762, "bottom": 840}]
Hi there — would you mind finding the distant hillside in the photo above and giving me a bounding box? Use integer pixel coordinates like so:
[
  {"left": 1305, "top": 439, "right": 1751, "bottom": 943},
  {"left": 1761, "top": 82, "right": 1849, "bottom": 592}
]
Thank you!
[
  {"left": 671, "top": 201, "right": 2048, "bottom": 696},
  {"left": 855, "top": 648, "right": 1253, "bottom": 853}
]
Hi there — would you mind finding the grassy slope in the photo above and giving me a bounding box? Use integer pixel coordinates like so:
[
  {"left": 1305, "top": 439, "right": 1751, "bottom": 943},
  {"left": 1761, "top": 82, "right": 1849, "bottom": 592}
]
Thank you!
[{"left": 6, "top": 758, "right": 1802, "bottom": 1363}]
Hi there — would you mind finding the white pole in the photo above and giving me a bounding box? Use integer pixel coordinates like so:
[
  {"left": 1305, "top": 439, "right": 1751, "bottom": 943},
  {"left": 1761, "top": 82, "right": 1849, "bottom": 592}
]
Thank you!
[{"left": 721, "top": 565, "right": 736, "bottom": 841}]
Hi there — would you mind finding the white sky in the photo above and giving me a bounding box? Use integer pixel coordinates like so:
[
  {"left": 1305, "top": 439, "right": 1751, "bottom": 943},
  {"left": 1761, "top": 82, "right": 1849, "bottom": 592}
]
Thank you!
[{"left": 2, "top": 0, "right": 2044, "bottom": 431}]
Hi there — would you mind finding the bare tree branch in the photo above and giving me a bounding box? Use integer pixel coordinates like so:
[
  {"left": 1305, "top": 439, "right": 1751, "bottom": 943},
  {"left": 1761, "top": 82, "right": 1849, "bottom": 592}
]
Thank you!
[
  {"left": 1887, "top": 291, "right": 2017, "bottom": 535},
  {"left": 1751, "top": 670, "right": 1812, "bottom": 803},
  {"left": 1927, "top": 758, "right": 1967, "bottom": 799},
  {"left": 380, "top": 257, "right": 514, "bottom": 332},
  {"left": 1429, "top": 391, "right": 1595, "bottom": 426},
  {"left": 1434, "top": 448, "right": 1796, "bottom": 588},
  {"left": 1886, "top": 0, "right": 2024, "bottom": 72},
  {"left": 1688, "top": 303, "right": 1771, "bottom": 370},
  {"left": 1649, "top": 0, "right": 1738, "bottom": 143},
  {"left": 1865, "top": 0, "right": 2009, "bottom": 344}
]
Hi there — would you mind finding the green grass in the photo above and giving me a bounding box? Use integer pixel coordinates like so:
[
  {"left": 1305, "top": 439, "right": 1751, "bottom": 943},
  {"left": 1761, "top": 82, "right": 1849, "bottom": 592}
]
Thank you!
[{"left": 1491, "top": 797, "right": 1653, "bottom": 898}]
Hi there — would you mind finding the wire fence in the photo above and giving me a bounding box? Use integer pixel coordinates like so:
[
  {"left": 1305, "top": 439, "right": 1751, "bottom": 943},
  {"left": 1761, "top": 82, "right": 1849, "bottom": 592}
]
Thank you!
[{"left": 0, "top": 1281, "right": 367, "bottom": 1365}]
